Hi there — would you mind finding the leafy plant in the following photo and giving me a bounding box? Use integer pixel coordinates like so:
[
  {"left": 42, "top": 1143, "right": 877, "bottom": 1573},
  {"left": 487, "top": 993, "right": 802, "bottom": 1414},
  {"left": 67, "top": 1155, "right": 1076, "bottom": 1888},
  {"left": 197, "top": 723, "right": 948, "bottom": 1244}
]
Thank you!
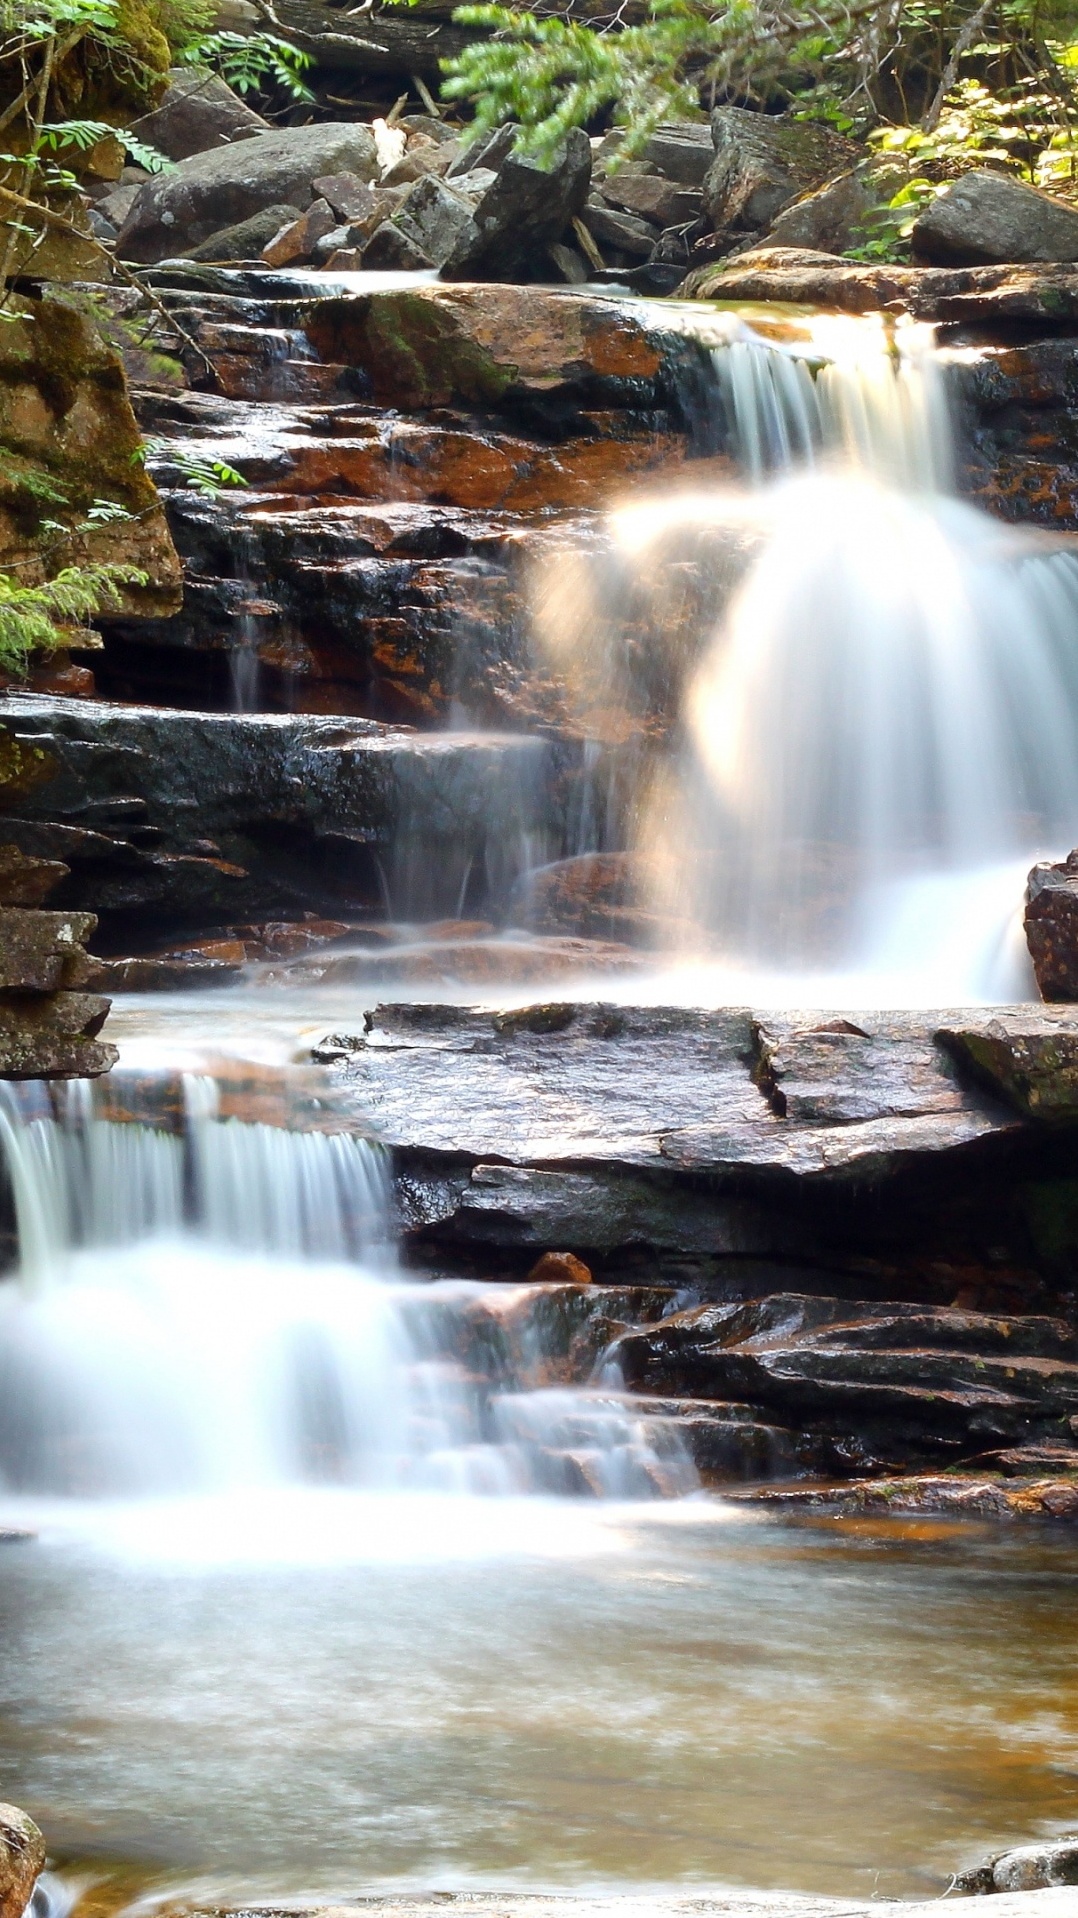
[
  {"left": 0, "top": 560, "right": 146, "bottom": 671},
  {"left": 178, "top": 29, "right": 314, "bottom": 103},
  {"left": 138, "top": 437, "right": 248, "bottom": 497}
]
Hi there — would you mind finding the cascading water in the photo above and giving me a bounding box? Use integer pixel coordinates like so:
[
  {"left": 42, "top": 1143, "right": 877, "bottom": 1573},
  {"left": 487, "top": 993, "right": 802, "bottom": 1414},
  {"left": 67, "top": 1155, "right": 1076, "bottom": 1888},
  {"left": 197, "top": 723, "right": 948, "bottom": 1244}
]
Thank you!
[
  {"left": 538, "top": 308, "right": 1078, "bottom": 1003},
  {"left": 0, "top": 1081, "right": 693, "bottom": 1507}
]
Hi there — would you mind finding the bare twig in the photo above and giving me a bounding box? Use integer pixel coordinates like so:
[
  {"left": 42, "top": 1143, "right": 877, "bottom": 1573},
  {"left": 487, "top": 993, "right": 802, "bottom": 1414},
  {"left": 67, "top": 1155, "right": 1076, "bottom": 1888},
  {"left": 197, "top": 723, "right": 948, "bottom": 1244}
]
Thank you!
[
  {"left": 922, "top": 0, "right": 992, "bottom": 130},
  {"left": 0, "top": 182, "right": 220, "bottom": 384}
]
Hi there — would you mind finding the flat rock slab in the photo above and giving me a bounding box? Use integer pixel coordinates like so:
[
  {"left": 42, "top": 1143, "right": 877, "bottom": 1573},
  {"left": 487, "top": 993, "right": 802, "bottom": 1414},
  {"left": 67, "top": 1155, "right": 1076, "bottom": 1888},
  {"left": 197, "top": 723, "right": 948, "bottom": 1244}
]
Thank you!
[
  {"left": 681, "top": 249, "right": 1078, "bottom": 328},
  {"left": 329, "top": 1001, "right": 1045, "bottom": 1181}
]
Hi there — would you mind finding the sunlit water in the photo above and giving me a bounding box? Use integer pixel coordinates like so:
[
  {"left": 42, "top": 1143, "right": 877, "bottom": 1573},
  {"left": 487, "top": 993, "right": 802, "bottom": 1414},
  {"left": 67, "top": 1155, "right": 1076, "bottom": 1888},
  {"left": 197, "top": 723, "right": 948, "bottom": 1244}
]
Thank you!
[
  {"left": 531, "top": 309, "right": 1078, "bottom": 1003},
  {"left": 2, "top": 1503, "right": 1078, "bottom": 1904}
]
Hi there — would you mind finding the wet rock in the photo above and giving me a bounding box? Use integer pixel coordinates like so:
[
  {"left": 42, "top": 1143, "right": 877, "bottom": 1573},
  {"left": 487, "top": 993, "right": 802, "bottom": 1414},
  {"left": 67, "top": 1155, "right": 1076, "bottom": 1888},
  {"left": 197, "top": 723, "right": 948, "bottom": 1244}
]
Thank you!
[
  {"left": 959, "top": 1838, "right": 1078, "bottom": 1891},
  {"left": 703, "top": 107, "right": 857, "bottom": 237},
  {"left": 913, "top": 169, "right": 1078, "bottom": 266},
  {"left": 0, "top": 910, "right": 97, "bottom": 991},
  {"left": 513, "top": 853, "right": 696, "bottom": 947},
  {"left": 116, "top": 122, "right": 380, "bottom": 263},
  {"left": 267, "top": 933, "right": 646, "bottom": 988},
  {"left": 526, "top": 1251, "right": 593, "bottom": 1284},
  {"left": 0, "top": 990, "right": 115, "bottom": 1079},
  {"left": 0, "top": 845, "right": 68, "bottom": 907},
  {"left": 302, "top": 283, "right": 669, "bottom": 412},
  {"left": 0, "top": 697, "right": 559, "bottom": 934},
  {"left": 190, "top": 203, "right": 303, "bottom": 263},
  {"left": 0, "top": 1805, "right": 45, "bottom": 1918},
  {"left": 127, "top": 66, "right": 268, "bottom": 162},
  {"left": 734, "top": 1473, "right": 1078, "bottom": 1522},
  {"left": 84, "top": 937, "right": 247, "bottom": 991},
  {"left": 327, "top": 1002, "right": 1023, "bottom": 1178},
  {"left": 442, "top": 128, "right": 591, "bottom": 281},
  {"left": 764, "top": 167, "right": 878, "bottom": 256},
  {"left": 1025, "top": 851, "right": 1078, "bottom": 999},
  {"left": 940, "top": 1010, "right": 1078, "bottom": 1116}
]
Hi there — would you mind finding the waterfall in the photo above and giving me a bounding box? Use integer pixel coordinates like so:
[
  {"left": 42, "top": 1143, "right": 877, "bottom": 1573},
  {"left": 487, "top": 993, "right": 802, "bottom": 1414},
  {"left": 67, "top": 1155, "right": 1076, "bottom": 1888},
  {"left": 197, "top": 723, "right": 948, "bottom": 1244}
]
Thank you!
[
  {"left": 541, "top": 308, "right": 1078, "bottom": 1002},
  {"left": 0, "top": 1080, "right": 692, "bottom": 1503}
]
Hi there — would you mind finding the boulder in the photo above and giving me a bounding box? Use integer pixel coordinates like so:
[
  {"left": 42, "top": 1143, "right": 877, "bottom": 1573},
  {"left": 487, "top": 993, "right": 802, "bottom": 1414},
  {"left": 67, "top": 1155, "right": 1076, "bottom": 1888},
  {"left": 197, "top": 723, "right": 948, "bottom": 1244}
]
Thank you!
[
  {"left": 913, "top": 169, "right": 1078, "bottom": 265},
  {"left": 312, "top": 171, "right": 383, "bottom": 221},
  {"left": 363, "top": 175, "right": 476, "bottom": 271},
  {"left": 642, "top": 122, "right": 713, "bottom": 185},
  {"left": 116, "top": 122, "right": 380, "bottom": 263},
  {"left": 765, "top": 167, "right": 878, "bottom": 256},
  {"left": 581, "top": 200, "right": 656, "bottom": 258},
  {"left": 703, "top": 107, "right": 857, "bottom": 236},
  {"left": 1025, "top": 850, "right": 1078, "bottom": 999},
  {"left": 597, "top": 171, "right": 700, "bottom": 229},
  {"left": 0, "top": 1805, "right": 45, "bottom": 1918},
  {"left": 190, "top": 202, "right": 303, "bottom": 262},
  {"left": 128, "top": 66, "right": 268, "bottom": 162},
  {"left": 442, "top": 128, "right": 591, "bottom": 281}
]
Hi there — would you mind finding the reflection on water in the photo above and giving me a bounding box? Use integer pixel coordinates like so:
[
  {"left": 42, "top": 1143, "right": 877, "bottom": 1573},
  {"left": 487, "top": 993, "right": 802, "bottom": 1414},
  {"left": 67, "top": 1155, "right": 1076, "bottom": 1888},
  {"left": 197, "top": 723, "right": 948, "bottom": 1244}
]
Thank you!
[{"left": 1, "top": 1501, "right": 1077, "bottom": 1905}]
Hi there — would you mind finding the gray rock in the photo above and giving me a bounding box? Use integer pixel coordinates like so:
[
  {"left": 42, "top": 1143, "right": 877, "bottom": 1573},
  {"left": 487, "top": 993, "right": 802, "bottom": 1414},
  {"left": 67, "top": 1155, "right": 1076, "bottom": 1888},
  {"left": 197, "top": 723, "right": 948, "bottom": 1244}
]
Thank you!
[
  {"left": 312, "top": 170, "right": 380, "bottom": 221},
  {"left": 97, "top": 182, "right": 141, "bottom": 228},
  {"left": 957, "top": 1837, "right": 1078, "bottom": 1892},
  {"left": 446, "top": 123, "right": 517, "bottom": 180},
  {"left": 704, "top": 106, "right": 857, "bottom": 235},
  {"left": 128, "top": 65, "right": 268, "bottom": 163},
  {"left": 992, "top": 1840, "right": 1078, "bottom": 1889},
  {"left": 365, "top": 174, "right": 475, "bottom": 271},
  {"left": 765, "top": 167, "right": 878, "bottom": 256},
  {"left": 442, "top": 128, "right": 591, "bottom": 281},
  {"left": 913, "top": 168, "right": 1078, "bottom": 265},
  {"left": 582, "top": 199, "right": 656, "bottom": 258},
  {"left": 325, "top": 1001, "right": 1023, "bottom": 1179},
  {"left": 0, "top": 1804, "right": 46, "bottom": 1918},
  {"left": 597, "top": 170, "right": 700, "bottom": 228},
  {"left": 642, "top": 122, "right": 714, "bottom": 185},
  {"left": 188, "top": 202, "right": 302, "bottom": 262},
  {"left": 1025, "top": 848, "right": 1078, "bottom": 1001},
  {"left": 116, "top": 121, "right": 379, "bottom": 263}
]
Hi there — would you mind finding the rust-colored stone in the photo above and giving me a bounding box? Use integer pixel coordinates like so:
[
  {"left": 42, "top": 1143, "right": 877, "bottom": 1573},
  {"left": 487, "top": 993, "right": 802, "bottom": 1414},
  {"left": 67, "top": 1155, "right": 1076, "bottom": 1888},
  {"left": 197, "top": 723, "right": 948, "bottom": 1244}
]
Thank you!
[{"left": 527, "top": 1251, "right": 594, "bottom": 1284}]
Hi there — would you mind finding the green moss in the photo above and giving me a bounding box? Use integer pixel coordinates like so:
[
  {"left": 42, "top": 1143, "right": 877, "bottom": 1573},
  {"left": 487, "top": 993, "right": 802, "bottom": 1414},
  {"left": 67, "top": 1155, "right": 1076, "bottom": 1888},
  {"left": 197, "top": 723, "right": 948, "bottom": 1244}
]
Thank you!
[{"left": 364, "top": 294, "right": 517, "bottom": 409}]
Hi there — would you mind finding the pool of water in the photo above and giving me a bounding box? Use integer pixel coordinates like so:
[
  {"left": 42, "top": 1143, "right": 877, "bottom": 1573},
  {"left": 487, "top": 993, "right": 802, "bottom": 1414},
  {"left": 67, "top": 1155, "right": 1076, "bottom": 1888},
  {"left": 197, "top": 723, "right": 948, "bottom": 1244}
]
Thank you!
[{"left": 2, "top": 1494, "right": 1077, "bottom": 1907}]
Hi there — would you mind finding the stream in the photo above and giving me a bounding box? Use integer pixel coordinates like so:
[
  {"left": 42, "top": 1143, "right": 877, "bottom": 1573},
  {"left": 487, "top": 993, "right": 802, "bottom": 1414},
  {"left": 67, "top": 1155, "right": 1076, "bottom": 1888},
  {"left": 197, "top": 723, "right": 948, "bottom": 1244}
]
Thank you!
[{"left": 4, "top": 286, "right": 1078, "bottom": 1910}]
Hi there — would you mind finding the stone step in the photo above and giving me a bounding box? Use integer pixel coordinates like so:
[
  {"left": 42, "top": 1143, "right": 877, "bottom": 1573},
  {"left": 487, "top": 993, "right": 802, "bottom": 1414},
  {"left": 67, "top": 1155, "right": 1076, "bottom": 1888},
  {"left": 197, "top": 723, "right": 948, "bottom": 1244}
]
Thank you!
[{"left": 0, "top": 696, "right": 569, "bottom": 935}]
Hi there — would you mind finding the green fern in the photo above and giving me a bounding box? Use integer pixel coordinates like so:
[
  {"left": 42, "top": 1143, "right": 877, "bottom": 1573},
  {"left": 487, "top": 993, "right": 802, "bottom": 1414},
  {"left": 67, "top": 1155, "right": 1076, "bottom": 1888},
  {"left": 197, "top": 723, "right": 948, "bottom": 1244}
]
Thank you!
[
  {"left": 179, "top": 30, "right": 314, "bottom": 102},
  {"left": 0, "top": 562, "right": 147, "bottom": 672}
]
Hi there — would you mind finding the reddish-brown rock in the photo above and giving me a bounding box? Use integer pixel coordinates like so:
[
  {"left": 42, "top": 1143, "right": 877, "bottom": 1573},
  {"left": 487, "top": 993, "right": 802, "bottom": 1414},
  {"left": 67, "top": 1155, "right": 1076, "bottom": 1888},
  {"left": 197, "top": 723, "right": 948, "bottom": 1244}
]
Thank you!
[{"left": 526, "top": 1251, "right": 593, "bottom": 1285}]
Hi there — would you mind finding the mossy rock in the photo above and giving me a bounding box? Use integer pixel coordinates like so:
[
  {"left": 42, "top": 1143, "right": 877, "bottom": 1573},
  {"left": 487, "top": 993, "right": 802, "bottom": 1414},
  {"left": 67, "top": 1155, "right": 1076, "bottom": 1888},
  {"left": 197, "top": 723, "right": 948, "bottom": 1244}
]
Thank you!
[{"left": 0, "top": 293, "right": 182, "bottom": 615}]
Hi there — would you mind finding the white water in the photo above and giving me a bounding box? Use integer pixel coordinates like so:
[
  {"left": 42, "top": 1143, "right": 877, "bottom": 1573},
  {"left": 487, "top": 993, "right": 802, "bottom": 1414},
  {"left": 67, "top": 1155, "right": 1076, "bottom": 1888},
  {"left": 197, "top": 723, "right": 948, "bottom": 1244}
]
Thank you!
[
  {"left": 537, "top": 309, "right": 1078, "bottom": 1003},
  {"left": 0, "top": 1083, "right": 693, "bottom": 1515}
]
